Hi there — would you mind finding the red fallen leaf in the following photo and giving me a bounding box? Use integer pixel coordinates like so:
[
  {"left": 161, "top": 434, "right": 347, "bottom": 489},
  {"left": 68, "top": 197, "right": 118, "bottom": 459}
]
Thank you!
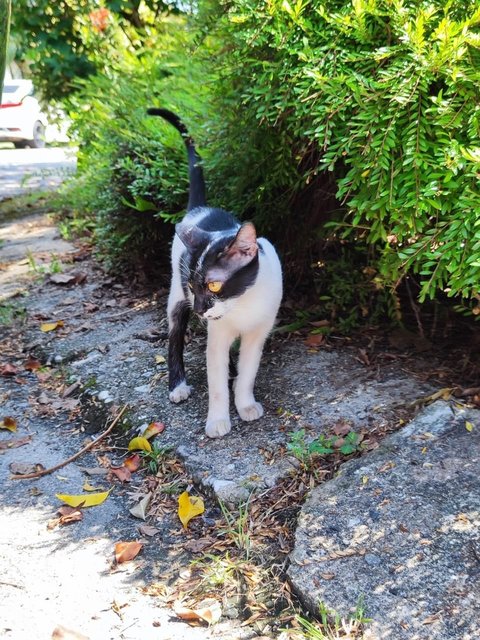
[
  {"left": 109, "top": 466, "right": 132, "bottom": 482},
  {"left": 124, "top": 453, "right": 142, "bottom": 472},
  {"left": 304, "top": 333, "right": 324, "bottom": 348},
  {"left": 1, "top": 363, "right": 18, "bottom": 376},
  {"left": 143, "top": 421, "right": 165, "bottom": 440},
  {"left": 114, "top": 541, "right": 143, "bottom": 563},
  {"left": 24, "top": 357, "right": 42, "bottom": 372}
]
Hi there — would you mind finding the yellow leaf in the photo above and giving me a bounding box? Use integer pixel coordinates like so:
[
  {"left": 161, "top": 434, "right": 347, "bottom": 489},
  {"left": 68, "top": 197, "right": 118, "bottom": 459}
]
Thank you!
[
  {"left": 178, "top": 491, "right": 205, "bottom": 528},
  {"left": 40, "top": 320, "right": 64, "bottom": 333},
  {"left": 128, "top": 436, "right": 152, "bottom": 452},
  {"left": 466, "top": 421, "right": 474, "bottom": 432},
  {"left": 155, "top": 355, "right": 166, "bottom": 364},
  {"left": 56, "top": 490, "right": 110, "bottom": 508},
  {"left": 1, "top": 417, "right": 17, "bottom": 432},
  {"left": 82, "top": 481, "right": 99, "bottom": 492}
]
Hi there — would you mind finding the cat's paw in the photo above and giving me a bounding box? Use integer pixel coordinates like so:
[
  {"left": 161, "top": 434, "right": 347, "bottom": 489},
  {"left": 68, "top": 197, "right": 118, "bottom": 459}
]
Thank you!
[
  {"left": 205, "top": 417, "right": 232, "bottom": 438},
  {"left": 169, "top": 381, "right": 192, "bottom": 404},
  {"left": 237, "top": 402, "right": 264, "bottom": 422}
]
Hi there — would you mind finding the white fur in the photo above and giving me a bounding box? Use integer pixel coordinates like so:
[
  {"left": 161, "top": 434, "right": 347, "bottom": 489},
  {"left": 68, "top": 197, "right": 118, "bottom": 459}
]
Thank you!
[{"left": 168, "top": 216, "right": 282, "bottom": 439}]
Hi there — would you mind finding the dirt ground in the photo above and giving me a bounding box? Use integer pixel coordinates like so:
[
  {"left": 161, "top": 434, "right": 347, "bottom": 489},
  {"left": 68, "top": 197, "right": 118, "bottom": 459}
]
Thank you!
[{"left": 1, "top": 206, "right": 479, "bottom": 640}]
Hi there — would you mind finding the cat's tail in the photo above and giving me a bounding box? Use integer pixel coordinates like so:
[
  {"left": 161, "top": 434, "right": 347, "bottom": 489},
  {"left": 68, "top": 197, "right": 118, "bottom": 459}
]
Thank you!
[{"left": 147, "top": 108, "right": 206, "bottom": 211}]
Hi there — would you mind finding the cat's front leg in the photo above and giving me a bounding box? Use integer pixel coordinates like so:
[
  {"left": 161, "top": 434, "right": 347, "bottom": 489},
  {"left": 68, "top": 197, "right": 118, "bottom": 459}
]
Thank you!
[
  {"left": 205, "top": 323, "right": 234, "bottom": 438},
  {"left": 234, "top": 325, "right": 271, "bottom": 422}
]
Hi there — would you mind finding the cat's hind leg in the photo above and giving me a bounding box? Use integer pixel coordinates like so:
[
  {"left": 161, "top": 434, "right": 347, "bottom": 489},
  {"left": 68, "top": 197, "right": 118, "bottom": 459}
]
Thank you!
[{"left": 167, "top": 263, "right": 192, "bottom": 404}]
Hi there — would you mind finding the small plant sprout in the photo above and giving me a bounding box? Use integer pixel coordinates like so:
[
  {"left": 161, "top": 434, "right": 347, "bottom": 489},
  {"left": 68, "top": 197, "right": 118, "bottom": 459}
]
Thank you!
[{"left": 287, "top": 428, "right": 364, "bottom": 467}]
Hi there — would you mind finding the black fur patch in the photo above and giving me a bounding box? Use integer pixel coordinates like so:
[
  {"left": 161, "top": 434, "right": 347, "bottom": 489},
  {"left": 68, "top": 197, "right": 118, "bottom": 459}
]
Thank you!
[
  {"left": 197, "top": 208, "right": 238, "bottom": 232},
  {"left": 168, "top": 300, "right": 190, "bottom": 391}
]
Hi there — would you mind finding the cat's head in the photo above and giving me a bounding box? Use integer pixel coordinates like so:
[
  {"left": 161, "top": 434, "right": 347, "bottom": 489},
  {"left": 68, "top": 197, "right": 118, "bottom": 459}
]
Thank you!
[{"left": 177, "top": 221, "right": 259, "bottom": 320}]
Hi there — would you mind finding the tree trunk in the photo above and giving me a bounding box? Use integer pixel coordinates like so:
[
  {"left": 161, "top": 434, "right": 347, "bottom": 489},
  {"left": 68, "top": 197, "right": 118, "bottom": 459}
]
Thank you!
[{"left": 0, "top": 0, "right": 12, "bottom": 94}]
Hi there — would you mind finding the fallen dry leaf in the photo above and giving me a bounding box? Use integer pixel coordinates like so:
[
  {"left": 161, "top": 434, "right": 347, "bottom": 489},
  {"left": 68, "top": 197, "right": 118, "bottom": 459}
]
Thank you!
[
  {"left": 138, "top": 524, "right": 159, "bottom": 537},
  {"left": 24, "top": 357, "right": 42, "bottom": 372},
  {"left": 40, "top": 320, "right": 64, "bottom": 333},
  {"left": 1, "top": 363, "right": 18, "bottom": 376},
  {"left": 49, "top": 273, "right": 76, "bottom": 285},
  {"left": 51, "top": 624, "right": 89, "bottom": 640},
  {"left": 110, "top": 466, "right": 132, "bottom": 482},
  {"left": 48, "top": 506, "right": 83, "bottom": 530},
  {"left": 82, "top": 481, "right": 100, "bottom": 492},
  {"left": 9, "top": 462, "right": 45, "bottom": 475},
  {"left": 129, "top": 493, "right": 151, "bottom": 520},
  {"left": 304, "top": 333, "right": 324, "bottom": 348},
  {"left": 174, "top": 598, "right": 221, "bottom": 625},
  {"left": 184, "top": 537, "right": 216, "bottom": 554},
  {"left": 56, "top": 490, "right": 110, "bottom": 508},
  {"left": 178, "top": 491, "right": 205, "bottom": 529},
  {"left": 114, "top": 541, "right": 143, "bottom": 564},
  {"left": 127, "top": 436, "right": 151, "bottom": 452},
  {"left": 124, "top": 453, "right": 142, "bottom": 472},
  {"left": 142, "top": 421, "right": 165, "bottom": 440},
  {"left": 0, "top": 435, "right": 32, "bottom": 450},
  {"left": 0, "top": 416, "right": 17, "bottom": 432}
]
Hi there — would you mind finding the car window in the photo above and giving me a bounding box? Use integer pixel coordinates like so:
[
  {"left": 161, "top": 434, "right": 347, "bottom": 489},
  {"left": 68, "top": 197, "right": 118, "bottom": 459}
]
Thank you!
[{"left": 2, "top": 84, "right": 20, "bottom": 93}]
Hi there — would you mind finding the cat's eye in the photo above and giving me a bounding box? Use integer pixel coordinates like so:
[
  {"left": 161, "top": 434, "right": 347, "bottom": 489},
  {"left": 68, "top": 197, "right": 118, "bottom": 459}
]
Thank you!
[
  {"left": 207, "top": 281, "right": 222, "bottom": 293},
  {"left": 188, "top": 282, "right": 193, "bottom": 291}
]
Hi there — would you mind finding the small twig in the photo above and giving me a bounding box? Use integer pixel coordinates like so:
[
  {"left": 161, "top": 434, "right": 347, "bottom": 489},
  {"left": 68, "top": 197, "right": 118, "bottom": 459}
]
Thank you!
[
  {"left": 10, "top": 404, "right": 128, "bottom": 481},
  {"left": 0, "top": 580, "right": 24, "bottom": 589}
]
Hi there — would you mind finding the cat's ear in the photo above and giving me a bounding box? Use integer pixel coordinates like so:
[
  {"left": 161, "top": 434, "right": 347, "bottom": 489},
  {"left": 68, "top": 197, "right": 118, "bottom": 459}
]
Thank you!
[
  {"left": 176, "top": 222, "right": 209, "bottom": 250},
  {"left": 225, "top": 222, "right": 258, "bottom": 263}
]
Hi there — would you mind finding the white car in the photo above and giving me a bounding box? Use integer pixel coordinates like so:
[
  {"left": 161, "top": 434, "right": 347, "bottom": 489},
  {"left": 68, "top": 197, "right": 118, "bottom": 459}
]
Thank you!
[{"left": 0, "top": 79, "right": 48, "bottom": 148}]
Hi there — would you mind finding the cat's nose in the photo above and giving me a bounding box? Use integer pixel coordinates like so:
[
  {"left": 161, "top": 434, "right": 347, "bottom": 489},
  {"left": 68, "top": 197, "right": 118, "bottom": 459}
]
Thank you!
[{"left": 193, "top": 297, "right": 207, "bottom": 315}]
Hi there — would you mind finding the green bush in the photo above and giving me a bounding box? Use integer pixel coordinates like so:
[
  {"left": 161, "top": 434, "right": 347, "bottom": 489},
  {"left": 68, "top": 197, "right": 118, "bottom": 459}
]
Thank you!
[
  {"left": 198, "top": 0, "right": 480, "bottom": 307},
  {"left": 60, "top": 0, "right": 480, "bottom": 321},
  {"left": 62, "top": 16, "right": 211, "bottom": 269}
]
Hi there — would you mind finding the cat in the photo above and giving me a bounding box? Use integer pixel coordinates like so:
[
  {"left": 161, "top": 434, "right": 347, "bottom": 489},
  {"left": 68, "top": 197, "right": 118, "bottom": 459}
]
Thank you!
[{"left": 148, "top": 108, "right": 282, "bottom": 438}]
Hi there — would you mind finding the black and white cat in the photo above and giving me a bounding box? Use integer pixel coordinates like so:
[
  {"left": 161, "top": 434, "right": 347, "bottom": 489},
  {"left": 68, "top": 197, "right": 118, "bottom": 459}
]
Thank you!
[{"left": 148, "top": 108, "right": 282, "bottom": 438}]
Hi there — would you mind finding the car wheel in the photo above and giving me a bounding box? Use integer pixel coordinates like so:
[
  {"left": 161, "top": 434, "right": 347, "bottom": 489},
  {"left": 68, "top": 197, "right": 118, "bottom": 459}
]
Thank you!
[
  {"left": 13, "top": 141, "right": 28, "bottom": 149},
  {"left": 29, "top": 121, "right": 46, "bottom": 148}
]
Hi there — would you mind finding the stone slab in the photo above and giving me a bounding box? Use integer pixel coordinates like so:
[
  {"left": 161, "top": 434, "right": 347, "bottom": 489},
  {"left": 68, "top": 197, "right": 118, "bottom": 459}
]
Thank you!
[{"left": 288, "top": 401, "right": 480, "bottom": 640}]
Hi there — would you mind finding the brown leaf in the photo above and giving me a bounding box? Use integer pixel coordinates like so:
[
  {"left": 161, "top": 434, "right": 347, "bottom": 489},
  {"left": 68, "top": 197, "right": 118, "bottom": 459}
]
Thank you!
[
  {"left": 332, "top": 420, "right": 352, "bottom": 436},
  {"left": 109, "top": 466, "right": 132, "bottom": 483},
  {"left": 304, "top": 333, "right": 324, "bottom": 348},
  {"left": 51, "top": 625, "right": 89, "bottom": 640},
  {"left": 1, "top": 363, "right": 18, "bottom": 376},
  {"left": 50, "top": 273, "right": 76, "bottom": 285},
  {"left": 114, "top": 541, "right": 143, "bottom": 563},
  {"left": 183, "top": 537, "right": 216, "bottom": 554},
  {"left": 138, "top": 524, "right": 159, "bottom": 537},
  {"left": 0, "top": 435, "right": 32, "bottom": 450},
  {"left": 174, "top": 598, "right": 222, "bottom": 625},
  {"left": 24, "top": 357, "right": 42, "bottom": 372},
  {"left": 83, "top": 302, "right": 99, "bottom": 313},
  {"left": 47, "top": 507, "right": 83, "bottom": 530},
  {"left": 9, "top": 462, "right": 45, "bottom": 475}
]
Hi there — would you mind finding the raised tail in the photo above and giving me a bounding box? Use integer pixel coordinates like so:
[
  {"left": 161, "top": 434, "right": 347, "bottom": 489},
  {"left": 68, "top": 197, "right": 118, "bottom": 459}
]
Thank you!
[{"left": 147, "top": 108, "right": 206, "bottom": 211}]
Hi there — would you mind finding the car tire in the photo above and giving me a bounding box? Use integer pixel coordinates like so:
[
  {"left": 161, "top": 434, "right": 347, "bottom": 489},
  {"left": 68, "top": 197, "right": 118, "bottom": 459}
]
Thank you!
[
  {"left": 29, "top": 121, "right": 46, "bottom": 148},
  {"left": 13, "top": 141, "right": 28, "bottom": 149}
]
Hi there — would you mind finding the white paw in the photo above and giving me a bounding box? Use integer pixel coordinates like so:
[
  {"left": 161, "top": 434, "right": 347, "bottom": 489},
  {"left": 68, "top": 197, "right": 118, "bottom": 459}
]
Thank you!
[
  {"left": 237, "top": 402, "right": 264, "bottom": 422},
  {"left": 169, "top": 381, "right": 192, "bottom": 404},
  {"left": 205, "top": 417, "right": 232, "bottom": 438}
]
